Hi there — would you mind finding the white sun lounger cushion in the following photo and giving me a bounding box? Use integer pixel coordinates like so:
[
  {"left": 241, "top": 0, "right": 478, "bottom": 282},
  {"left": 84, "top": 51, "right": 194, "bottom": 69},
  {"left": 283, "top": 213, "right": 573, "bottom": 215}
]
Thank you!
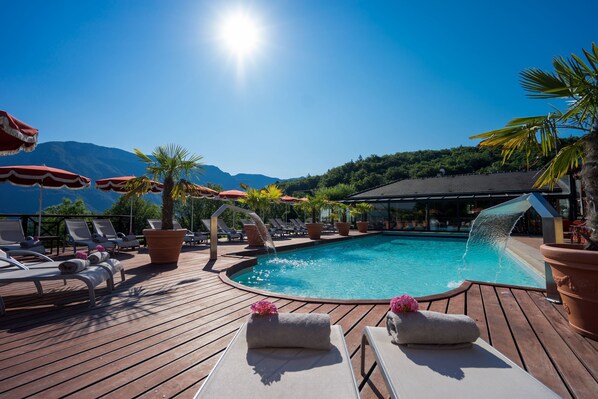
[
  {"left": 362, "top": 326, "right": 560, "bottom": 399},
  {"left": 195, "top": 324, "right": 360, "bottom": 399}
]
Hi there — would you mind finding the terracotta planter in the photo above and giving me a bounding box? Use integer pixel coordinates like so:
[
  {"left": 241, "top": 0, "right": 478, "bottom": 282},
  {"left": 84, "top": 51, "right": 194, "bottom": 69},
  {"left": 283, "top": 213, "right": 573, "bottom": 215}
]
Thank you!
[
  {"left": 306, "top": 223, "right": 324, "bottom": 240},
  {"left": 541, "top": 243, "right": 598, "bottom": 340},
  {"left": 335, "top": 222, "right": 350, "bottom": 236},
  {"left": 143, "top": 229, "right": 187, "bottom": 265},
  {"left": 356, "top": 221, "right": 369, "bottom": 233},
  {"left": 244, "top": 224, "right": 265, "bottom": 247}
]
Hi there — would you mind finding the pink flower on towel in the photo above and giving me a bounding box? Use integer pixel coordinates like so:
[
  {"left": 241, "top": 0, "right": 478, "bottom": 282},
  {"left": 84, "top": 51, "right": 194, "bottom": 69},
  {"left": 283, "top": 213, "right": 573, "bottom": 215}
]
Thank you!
[
  {"left": 75, "top": 251, "right": 88, "bottom": 260},
  {"left": 390, "top": 295, "right": 419, "bottom": 313},
  {"left": 250, "top": 300, "right": 278, "bottom": 316},
  {"left": 95, "top": 245, "right": 106, "bottom": 252}
]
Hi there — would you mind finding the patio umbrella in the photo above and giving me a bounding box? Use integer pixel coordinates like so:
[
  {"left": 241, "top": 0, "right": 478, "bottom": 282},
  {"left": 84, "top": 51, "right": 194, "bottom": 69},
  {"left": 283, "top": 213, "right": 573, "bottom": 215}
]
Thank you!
[
  {"left": 280, "top": 195, "right": 301, "bottom": 223},
  {"left": 188, "top": 184, "right": 219, "bottom": 231},
  {"left": 0, "top": 111, "right": 39, "bottom": 155},
  {"left": 218, "top": 190, "right": 247, "bottom": 228},
  {"left": 95, "top": 176, "right": 164, "bottom": 234},
  {"left": 0, "top": 165, "right": 91, "bottom": 236}
]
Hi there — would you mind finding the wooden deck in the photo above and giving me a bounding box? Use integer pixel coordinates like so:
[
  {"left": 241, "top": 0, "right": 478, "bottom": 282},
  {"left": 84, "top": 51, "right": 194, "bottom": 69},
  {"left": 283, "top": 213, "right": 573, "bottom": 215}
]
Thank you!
[{"left": 0, "top": 235, "right": 596, "bottom": 398}]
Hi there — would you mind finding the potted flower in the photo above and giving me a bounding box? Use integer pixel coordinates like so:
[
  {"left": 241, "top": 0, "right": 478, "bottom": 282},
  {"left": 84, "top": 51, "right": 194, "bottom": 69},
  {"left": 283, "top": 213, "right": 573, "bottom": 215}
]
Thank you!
[
  {"left": 471, "top": 43, "right": 598, "bottom": 339},
  {"left": 296, "top": 194, "right": 328, "bottom": 239},
  {"left": 239, "top": 184, "right": 282, "bottom": 246},
  {"left": 127, "top": 144, "right": 203, "bottom": 265},
  {"left": 352, "top": 202, "right": 374, "bottom": 233}
]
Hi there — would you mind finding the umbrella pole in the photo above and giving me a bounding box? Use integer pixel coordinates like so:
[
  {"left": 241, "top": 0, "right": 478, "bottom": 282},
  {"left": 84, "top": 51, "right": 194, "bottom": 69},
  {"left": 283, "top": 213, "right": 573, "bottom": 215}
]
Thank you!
[
  {"left": 129, "top": 197, "right": 134, "bottom": 234},
  {"left": 37, "top": 185, "right": 43, "bottom": 237},
  {"left": 191, "top": 198, "right": 194, "bottom": 232}
]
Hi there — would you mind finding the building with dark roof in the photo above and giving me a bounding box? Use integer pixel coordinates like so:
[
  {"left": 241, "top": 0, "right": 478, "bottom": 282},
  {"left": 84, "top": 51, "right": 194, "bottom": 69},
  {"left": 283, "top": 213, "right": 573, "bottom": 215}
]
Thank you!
[{"left": 343, "top": 171, "right": 576, "bottom": 233}]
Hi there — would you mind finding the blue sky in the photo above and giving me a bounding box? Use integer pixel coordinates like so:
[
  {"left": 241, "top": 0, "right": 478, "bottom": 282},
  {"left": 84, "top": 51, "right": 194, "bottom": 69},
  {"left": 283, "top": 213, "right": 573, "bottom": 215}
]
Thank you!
[{"left": 1, "top": 0, "right": 596, "bottom": 180}]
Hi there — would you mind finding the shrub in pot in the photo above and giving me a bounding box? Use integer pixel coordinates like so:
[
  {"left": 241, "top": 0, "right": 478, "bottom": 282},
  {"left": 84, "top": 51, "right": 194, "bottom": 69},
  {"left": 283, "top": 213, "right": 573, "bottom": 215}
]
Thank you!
[
  {"left": 352, "top": 202, "right": 374, "bottom": 233},
  {"left": 127, "top": 144, "right": 203, "bottom": 265},
  {"left": 332, "top": 202, "right": 350, "bottom": 236},
  {"left": 238, "top": 184, "right": 282, "bottom": 246},
  {"left": 472, "top": 43, "right": 598, "bottom": 338},
  {"left": 296, "top": 194, "right": 327, "bottom": 240}
]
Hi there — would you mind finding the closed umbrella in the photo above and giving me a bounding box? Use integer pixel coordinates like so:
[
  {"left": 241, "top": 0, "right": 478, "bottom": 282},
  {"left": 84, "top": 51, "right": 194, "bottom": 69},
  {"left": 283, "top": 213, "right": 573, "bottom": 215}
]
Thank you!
[
  {"left": 0, "top": 165, "right": 91, "bottom": 236},
  {"left": 0, "top": 111, "right": 39, "bottom": 156},
  {"left": 96, "top": 176, "right": 163, "bottom": 234},
  {"left": 188, "top": 184, "right": 219, "bottom": 231}
]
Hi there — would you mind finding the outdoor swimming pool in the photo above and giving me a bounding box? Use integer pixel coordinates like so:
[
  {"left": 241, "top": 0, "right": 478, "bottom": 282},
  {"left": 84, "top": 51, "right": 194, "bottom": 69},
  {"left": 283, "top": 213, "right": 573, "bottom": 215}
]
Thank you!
[{"left": 231, "top": 235, "right": 544, "bottom": 299}]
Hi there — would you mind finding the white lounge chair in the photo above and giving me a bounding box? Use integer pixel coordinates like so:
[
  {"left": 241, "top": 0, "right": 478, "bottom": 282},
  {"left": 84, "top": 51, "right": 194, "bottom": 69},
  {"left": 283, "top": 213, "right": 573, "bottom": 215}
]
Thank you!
[
  {"left": 194, "top": 323, "right": 360, "bottom": 399},
  {"left": 92, "top": 219, "right": 140, "bottom": 250},
  {"left": 0, "top": 250, "right": 113, "bottom": 315},
  {"left": 361, "top": 326, "right": 560, "bottom": 399},
  {"left": 0, "top": 219, "right": 46, "bottom": 254},
  {"left": 65, "top": 219, "right": 116, "bottom": 253}
]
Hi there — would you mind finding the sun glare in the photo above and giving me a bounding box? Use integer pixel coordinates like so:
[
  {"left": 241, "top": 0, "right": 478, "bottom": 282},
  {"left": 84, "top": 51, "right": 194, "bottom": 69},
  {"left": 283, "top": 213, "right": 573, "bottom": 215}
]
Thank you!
[{"left": 219, "top": 10, "right": 262, "bottom": 60}]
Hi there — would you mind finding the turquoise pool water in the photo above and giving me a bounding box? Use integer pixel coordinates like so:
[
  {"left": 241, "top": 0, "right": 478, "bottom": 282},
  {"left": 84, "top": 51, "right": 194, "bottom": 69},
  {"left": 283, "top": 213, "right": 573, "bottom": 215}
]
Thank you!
[{"left": 231, "top": 235, "right": 544, "bottom": 299}]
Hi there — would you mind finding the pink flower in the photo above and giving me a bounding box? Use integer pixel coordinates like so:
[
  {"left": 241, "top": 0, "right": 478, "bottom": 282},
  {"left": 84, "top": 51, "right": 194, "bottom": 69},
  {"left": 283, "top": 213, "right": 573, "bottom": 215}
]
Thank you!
[
  {"left": 95, "top": 245, "right": 106, "bottom": 252},
  {"left": 390, "top": 295, "right": 419, "bottom": 314},
  {"left": 75, "top": 251, "right": 88, "bottom": 260},
  {"left": 250, "top": 300, "right": 278, "bottom": 316}
]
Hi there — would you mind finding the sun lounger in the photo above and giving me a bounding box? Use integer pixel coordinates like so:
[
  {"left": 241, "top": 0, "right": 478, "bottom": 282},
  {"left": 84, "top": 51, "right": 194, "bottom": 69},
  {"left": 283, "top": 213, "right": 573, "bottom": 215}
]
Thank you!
[
  {"left": 92, "top": 219, "right": 140, "bottom": 250},
  {"left": 194, "top": 323, "right": 359, "bottom": 399},
  {"left": 65, "top": 219, "right": 116, "bottom": 253},
  {"left": 217, "top": 219, "right": 244, "bottom": 241},
  {"left": 360, "top": 326, "right": 560, "bottom": 399},
  {"left": 147, "top": 219, "right": 206, "bottom": 245},
  {"left": 202, "top": 219, "right": 243, "bottom": 242},
  {"left": 0, "top": 219, "right": 46, "bottom": 254},
  {"left": 0, "top": 251, "right": 113, "bottom": 315}
]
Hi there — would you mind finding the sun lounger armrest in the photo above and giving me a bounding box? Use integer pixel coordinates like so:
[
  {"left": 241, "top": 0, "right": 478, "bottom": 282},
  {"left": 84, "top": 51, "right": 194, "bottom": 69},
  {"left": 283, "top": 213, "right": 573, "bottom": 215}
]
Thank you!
[{"left": 5, "top": 250, "right": 53, "bottom": 262}]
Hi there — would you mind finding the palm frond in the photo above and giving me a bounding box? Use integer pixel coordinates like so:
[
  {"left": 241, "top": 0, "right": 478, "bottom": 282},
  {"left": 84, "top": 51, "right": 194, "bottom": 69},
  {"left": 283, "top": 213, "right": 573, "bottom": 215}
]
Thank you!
[{"left": 534, "top": 141, "right": 584, "bottom": 188}]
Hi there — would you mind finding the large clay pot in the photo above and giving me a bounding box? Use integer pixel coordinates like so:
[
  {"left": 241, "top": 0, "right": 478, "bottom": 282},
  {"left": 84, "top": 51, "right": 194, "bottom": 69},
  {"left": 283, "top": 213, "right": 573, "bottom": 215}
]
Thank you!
[
  {"left": 541, "top": 243, "right": 598, "bottom": 340},
  {"left": 356, "top": 221, "right": 369, "bottom": 233},
  {"left": 244, "top": 224, "right": 265, "bottom": 247},
  {"left": 143, "top": 229, "right": 187, "bottom": 265},
  {"left": 306, "top": 223, "right": 324, "bottom": 240},
  {"left": 335, "top": 222, "right": 350, "bottom": 236}
]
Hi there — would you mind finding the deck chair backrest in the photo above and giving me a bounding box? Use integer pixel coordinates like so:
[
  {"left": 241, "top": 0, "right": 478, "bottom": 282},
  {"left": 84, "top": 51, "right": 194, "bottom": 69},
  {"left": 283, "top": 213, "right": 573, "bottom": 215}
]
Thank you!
[
  {"left": 0, "top": 220, "right": 26, "bottom": 245},
  {"left": 148, "top": 219, "right": 161, "bottom": 229},
  {"left": 201, "top": 219, "right": 212, "bottom": 231},
  {"left": 217, "top": 219, "right": 233, "bottom": 232},
  {"left": 173, "top": 221, "right": 184, "bottom": 230},
  {"left": 92, "top": 219, "right": 118, "bottom": 238},
  {"left": 65, "top": 219, "right": 93, "bottom": 241}
]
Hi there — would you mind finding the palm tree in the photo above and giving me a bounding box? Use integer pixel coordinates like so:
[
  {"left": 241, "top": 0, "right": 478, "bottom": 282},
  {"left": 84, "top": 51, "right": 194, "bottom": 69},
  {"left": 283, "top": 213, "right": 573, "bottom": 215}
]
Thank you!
[
  {"left": 127, "top": 144, "right": 204, "bottom": 230},
  {"left": 470, "top": 43, "right": 598, "bottom": 249}
]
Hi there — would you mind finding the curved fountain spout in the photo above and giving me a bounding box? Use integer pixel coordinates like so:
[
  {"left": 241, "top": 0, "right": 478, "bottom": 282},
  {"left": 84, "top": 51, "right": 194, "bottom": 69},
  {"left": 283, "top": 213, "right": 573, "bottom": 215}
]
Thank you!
[
  {"left": 466, "top": 192, "right": 563, "bottom": 302},
  {"left": 209, "top": 204, "right": 275, "bottom": 260}
]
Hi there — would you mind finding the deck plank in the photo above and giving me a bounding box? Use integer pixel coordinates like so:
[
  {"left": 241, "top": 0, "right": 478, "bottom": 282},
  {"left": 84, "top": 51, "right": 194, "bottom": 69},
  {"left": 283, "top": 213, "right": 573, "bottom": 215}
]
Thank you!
[{"left": 0, "top": 235, "right": 596, "bottom": 399}]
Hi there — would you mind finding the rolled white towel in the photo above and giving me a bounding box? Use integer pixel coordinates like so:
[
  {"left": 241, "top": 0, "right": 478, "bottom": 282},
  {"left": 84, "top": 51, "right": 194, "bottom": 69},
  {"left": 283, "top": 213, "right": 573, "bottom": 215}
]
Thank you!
[
  {"left": 59, "top": 259, "right": 90, "bottom": 274},
  {"left": 20, "top": 239, "right": 42, "bottom": 249},
  {"left": 386, "top": 310, "right": 480, "bottom": 346},
  {"left": 88, "top": 251, "right": 110, "bottom": 265},
  {"left": 246, "top": 313, "right": 331, "bottom": 350}
]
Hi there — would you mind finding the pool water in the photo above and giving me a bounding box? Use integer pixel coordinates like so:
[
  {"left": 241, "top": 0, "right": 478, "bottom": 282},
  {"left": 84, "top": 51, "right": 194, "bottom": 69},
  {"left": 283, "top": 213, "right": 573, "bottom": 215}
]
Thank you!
[{"left": 231, "top": 235, "right": 544, "bottom": 299}]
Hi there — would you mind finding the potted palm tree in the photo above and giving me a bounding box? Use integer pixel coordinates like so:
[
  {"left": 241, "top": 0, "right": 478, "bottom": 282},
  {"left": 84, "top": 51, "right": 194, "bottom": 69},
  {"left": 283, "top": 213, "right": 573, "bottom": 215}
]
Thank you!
[
  {"left": 353, "top": 202, "right": 374, "bottom": 233},
  {"left": 471, "top": 43, "right": 598, "bottom": 339},
  {"left": 239, "top": 184, "right": 282, "bottom": 246},
  {"left": 332, "top": 202, "right": 351, "bottom": 236},
  {"left": 296, "top": 194, "right": 328, "bottom": 240},
  {"left": 127, "top": 144, "right": 203, "bottom": 265}
]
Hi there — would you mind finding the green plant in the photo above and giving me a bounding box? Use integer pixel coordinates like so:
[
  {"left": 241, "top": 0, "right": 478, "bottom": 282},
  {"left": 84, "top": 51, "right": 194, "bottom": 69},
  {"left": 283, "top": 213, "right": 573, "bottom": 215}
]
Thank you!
[
  {"left": 295, "top": 194, "right": 328, "bottom": 223},
  {"left": 105, "top": 195, "right": 161, "bottom": 235},
  {"left": 470, "top": 43, "right": 598, "bottom": 248},
  {"left": 239, "top": 184, "right": 282, "bottom": 219},
  {"left": 126, "top": 144, "right": 203, "bottom": 230},
  {"left": 352, "top": 202, "right": 374, "bottom": 222}
]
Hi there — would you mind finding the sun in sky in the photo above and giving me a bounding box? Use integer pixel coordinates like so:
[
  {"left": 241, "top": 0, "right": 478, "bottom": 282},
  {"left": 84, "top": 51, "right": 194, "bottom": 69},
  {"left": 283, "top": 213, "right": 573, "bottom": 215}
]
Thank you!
[{"left": 217, "top": 8, "right": 264, "bottom": 70}]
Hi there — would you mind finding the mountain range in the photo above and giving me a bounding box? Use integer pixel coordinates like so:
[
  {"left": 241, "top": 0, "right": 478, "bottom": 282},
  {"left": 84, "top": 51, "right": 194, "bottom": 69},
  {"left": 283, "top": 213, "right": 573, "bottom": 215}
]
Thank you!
[{"left": 0, "top": 142, "right": 283, "bottom": 213}]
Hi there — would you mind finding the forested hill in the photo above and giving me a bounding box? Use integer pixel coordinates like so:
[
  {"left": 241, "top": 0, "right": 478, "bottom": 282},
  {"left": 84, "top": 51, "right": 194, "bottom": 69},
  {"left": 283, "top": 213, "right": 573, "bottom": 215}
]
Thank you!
[{"left": 278, "top": 144, "right": 563, "bottom": 195}]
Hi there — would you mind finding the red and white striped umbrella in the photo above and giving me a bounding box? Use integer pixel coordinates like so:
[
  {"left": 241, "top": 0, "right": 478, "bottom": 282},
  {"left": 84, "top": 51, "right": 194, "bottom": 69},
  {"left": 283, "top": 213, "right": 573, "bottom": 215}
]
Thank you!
[
  {"left": 0, "top": 111, "right": 39, "bottom": 156},
  {"left": 96, "top": 176, "right": 163, "bottom": 234},
  {"left": 189, "top": 184, "right": 219, "bottom": 198},
  {"left": 0, "top": 165, "right": 90, "bottom": 235}
]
